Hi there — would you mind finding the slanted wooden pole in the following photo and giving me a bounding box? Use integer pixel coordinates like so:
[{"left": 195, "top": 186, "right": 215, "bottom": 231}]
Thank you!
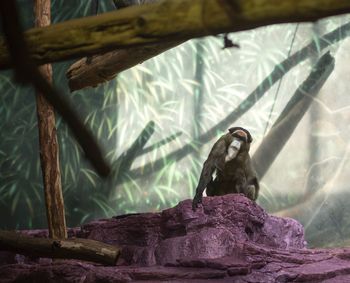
[{"left": 34, "top": 0, "right": 67, "bottom": 239}]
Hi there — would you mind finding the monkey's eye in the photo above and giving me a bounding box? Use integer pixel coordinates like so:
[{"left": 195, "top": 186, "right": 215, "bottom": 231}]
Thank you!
[{"left": 232, "top": 133, "right": 247, "bottom": 143}]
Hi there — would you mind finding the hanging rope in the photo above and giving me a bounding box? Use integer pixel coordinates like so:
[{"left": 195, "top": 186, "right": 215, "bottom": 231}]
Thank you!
[{"left": 263, "top": 23, "right": 300, "bottom": 136}]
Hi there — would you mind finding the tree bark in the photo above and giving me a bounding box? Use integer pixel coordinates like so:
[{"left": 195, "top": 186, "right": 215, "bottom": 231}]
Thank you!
[
  {"left": 0, "top": 0, "right": 349, "bottom": 70},
  {"left": 34, "top": 0, "right": 67, "bottom": 240},
  {"left": 0, "top": 230, "right": 120, "bottom": 266},
  {"left": 66, "top": 0, "right": 180, "bottom": 92},
  {"left": 66, "top": 40, "right": 183, "bottom": 91}
]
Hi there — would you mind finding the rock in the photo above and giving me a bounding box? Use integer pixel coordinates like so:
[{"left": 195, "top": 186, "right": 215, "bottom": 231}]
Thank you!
[{"left": 1, "top": 194, "right": 350, "bottom": 282}]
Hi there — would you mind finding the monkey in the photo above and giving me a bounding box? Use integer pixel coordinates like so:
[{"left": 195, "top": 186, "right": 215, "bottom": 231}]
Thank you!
[{"left": 192, "top": 127, "right": 259, "bottom": 210}]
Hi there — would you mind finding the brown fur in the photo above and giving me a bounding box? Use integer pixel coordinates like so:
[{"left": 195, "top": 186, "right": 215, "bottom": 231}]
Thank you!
[{"left": 192, "top": 129, "right": 259, "bottom": 210}]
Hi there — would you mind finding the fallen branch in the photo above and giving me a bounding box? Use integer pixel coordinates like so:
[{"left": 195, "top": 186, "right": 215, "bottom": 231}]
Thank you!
[
  {"left": 0, "top": 230, "right": 120, "bottom": 265},
  {"left": 0, "top": 0, "right": 349, "bottom": 69}
]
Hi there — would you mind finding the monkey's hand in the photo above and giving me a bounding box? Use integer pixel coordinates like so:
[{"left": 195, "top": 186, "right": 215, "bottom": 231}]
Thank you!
[
  {"left": 192, "top": 134, "right": 229, "bottom": 211},
  {"left": 245, "top": 185, "right": 257, "bottom": 201},
  {"left": 192, "top": 193, "right": 203, "bottom": 211}
]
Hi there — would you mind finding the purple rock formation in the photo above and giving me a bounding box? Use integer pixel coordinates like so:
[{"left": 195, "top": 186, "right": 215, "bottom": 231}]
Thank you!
[{"left": 1, "top": 194, "right": 350, "bottom": 282}]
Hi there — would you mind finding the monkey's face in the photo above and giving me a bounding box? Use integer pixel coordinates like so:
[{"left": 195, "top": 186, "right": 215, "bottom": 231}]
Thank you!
[
  {"left": 232, "top": 129, "right": 249, "bottom": 143},
  {"left": 228, "top": 127, "right": 252, "bottom": 153},
  {"left": 228, "top": 127, "right": 252, "bottom": 142}
]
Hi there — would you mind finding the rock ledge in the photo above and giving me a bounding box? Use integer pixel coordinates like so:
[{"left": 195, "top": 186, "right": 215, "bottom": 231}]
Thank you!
[{"left": 1, "top": 194, "right": 350, "bottom": 282}]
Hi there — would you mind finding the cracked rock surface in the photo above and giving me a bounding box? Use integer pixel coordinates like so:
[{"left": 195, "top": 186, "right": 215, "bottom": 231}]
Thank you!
[{"left": 1, "top": 194, "right": 350, "bottom": 282}]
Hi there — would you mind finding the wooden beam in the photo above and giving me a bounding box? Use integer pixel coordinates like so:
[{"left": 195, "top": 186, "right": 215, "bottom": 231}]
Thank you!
[
  {"left": 0, "top": 0, "right": 349, "bottom": 70},
  {"left": 0, "top": 230, "right": 120, "bottom": 265}
]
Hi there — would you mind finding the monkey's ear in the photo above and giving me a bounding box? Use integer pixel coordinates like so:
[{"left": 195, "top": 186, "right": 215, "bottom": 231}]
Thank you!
[
  {"left": 245, "top": 130, "right": 253, "bottom": 143},
  {"left": 228, "top": 127, "right": 253, "bottom": 143},
  {"left": 247, "top": 133, "right": 253, "bottom": 143}
]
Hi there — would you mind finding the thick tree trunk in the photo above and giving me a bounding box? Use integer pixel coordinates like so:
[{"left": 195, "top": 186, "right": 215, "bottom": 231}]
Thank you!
[
  {"left": 0, "top": 0, "right": 349, "bottom": 71},
  {"left": 34, "top": 0, "right": 67, "bottom": 239},
  {"left": 0, "top": 230, "right": 120, "bottom": 266}
]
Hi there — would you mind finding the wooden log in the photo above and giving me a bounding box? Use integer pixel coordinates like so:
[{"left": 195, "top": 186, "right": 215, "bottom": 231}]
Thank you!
[
  {"left": 34, "top": 0, "right": 67, "bottom": 240},
  {"left": 0, "top": 0, "right": 349, "bottom": 71},
  {"left": 66, "top": 0, "right": 167, "bottom": 92},
  {"left": 67, "top": 40, "right": 183, "bottom": 92},
  {"left": 0, "top": 230, "right": 120, "bottom": 266}
]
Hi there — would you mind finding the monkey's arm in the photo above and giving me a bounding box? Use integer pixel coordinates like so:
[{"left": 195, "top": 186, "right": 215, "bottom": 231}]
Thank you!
[
  {"left": 244, "top": 156, "right": 260, "bottom": 200},
  {"left": 192, "top": 134, "right": 231, "bottom": 210}
]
